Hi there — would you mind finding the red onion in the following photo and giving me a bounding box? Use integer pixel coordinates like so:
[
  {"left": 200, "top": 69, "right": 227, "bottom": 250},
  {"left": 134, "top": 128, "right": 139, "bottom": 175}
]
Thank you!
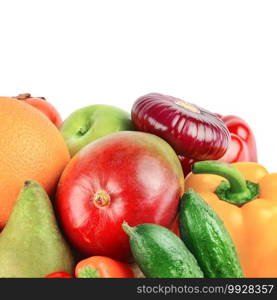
[{"left": 131, "top": 93, "right": 230, "bottom": 160}]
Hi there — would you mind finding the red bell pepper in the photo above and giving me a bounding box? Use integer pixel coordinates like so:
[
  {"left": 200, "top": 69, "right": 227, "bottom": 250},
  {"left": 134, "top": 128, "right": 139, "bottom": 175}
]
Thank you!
[
  {"left": 218, "top": 115, "right": 257, "bottom": 163},
  {"left": 179, "top": 114, "right": 257, "bottom": 177}
]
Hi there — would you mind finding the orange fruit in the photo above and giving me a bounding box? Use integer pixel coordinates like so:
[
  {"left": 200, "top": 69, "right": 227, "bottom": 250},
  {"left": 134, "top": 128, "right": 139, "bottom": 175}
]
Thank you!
[{"left": 0, "top": 97, "right": 70, "bottom": 228}]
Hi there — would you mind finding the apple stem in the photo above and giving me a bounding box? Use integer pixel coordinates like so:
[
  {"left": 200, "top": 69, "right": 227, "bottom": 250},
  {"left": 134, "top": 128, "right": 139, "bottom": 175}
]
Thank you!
[
  {"left": 14, "top": 93, "right": 46, "bottom": 101},
  {"left": 15, "top": 93, "right": 32, "bottom": 100}
]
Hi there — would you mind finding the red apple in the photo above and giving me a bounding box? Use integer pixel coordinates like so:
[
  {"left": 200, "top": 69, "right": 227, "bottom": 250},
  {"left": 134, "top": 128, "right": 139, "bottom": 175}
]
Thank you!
[
  {"left": 14, "top": 93, "right": 62, "bottom": 128},
  {"left": 56, "top": 131, "right": 184, "bottom": 261}
]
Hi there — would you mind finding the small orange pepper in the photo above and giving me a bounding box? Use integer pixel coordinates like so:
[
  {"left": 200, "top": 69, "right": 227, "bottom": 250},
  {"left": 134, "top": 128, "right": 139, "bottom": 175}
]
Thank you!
[
  {"left": 185, "top": 160, "right": 277, "bottom": 278},
  {"left": 75, "top": 256, "right": 134, "bottom": 278}
]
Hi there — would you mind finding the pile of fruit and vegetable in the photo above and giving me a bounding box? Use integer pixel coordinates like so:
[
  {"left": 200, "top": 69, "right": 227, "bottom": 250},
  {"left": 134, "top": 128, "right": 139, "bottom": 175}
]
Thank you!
[{"left": 0, "top": 92, "right": 275, "bottom": 278}]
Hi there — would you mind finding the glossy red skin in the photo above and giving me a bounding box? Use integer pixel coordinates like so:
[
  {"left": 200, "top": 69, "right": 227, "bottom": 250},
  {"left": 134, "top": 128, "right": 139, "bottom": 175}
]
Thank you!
[
  {"left": 219, "top": 115, "right": 257, "bottom": 162},
  {"left": 131, "top": 93, "right": 230, "bottom": 160},
  {"left": 171, "top": 215, "right": 180, "bottom": 237},
  {"left": 56, "top": 131, "right": 183, "bottom": 262},
  {"left": 45, "top": 272, "right": 73, "bottom": 278},
  {"left": 179, "top": 114, "right": 258, "bottom": 176},
  {"left": 178, "top": 156, "right": 195, "bottom": 178},
  {"left": 16, "top": 95, "right": 62, "bottom": 128}
]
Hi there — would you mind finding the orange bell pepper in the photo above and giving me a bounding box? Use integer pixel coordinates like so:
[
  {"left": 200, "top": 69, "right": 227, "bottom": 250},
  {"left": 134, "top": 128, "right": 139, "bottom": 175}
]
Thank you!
[{"left": 184, "top": 160, "right": 277, "bottom": 278}]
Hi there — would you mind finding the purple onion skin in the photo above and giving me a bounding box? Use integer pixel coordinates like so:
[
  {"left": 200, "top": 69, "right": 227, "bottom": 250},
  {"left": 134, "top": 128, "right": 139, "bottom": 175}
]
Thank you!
[{"left": 131, "top": 93, "right": 230, "bottom": 161}]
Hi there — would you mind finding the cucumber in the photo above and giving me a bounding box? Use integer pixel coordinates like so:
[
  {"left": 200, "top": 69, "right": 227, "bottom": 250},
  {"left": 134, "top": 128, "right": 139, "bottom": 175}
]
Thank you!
[
  {"left": 179, "top": 189, "right": 244, "bottom": 278},
  {"left": 122, "top": 222, "right": 203, "bottom": 278}
]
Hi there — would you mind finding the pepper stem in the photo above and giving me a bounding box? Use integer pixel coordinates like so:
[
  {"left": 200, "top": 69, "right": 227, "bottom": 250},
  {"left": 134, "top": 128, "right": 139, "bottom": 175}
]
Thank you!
[
  {"left": 77, "top": 266, "right": 100, "bottom": 278},
  {"left": 192, "top": 160, "right": 259, "bottom": 205},
  {"left": 122, "top": 221, "right": 135, "bottom": 236}
]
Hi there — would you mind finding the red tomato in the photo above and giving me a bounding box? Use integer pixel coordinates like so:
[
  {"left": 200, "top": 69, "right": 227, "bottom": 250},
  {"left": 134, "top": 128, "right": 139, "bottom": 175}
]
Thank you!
[
  {"left": 56, "top": 131, "right": 184, "bottom": 261},
  {"left": 45, "top": 272, "right": 73, "bottom": 278},
  {"left": 15, "top": 93, "right": 62, "bottom": 128}
]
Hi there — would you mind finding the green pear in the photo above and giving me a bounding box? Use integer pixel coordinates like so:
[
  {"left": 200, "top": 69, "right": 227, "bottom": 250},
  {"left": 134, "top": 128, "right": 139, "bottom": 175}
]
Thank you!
[
  {"left": 0, "top": 181, "right": 74, "bottom": 278},
  {"left": 60, "top": 104, "right": 134, "bottom": 156}
]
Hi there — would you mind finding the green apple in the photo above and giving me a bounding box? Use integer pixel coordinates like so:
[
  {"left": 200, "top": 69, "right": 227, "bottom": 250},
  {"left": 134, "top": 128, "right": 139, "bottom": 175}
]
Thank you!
[{"left": 60, "top": 105, "right": 134, "bottom": 156}]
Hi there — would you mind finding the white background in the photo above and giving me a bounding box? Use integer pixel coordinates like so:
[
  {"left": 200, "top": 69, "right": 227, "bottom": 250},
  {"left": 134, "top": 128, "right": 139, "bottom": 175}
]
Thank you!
[{"left": 0, "top": 0, "right": 276, "bottom": 170}]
